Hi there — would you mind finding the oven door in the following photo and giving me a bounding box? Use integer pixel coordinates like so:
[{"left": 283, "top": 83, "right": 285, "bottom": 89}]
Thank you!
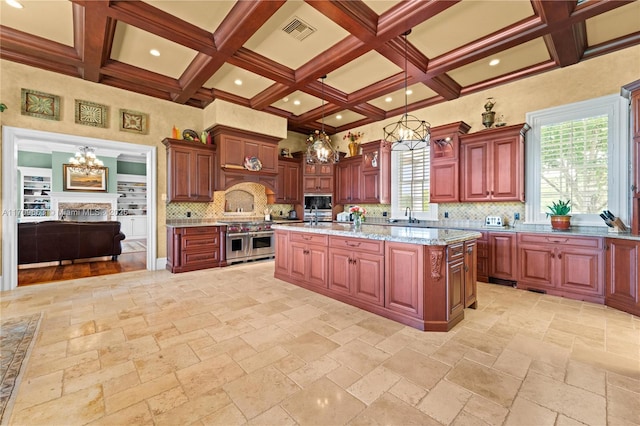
[
  {"left": 248, "top": 231, "right": 275, "bottom": 259},
  {"left": 226, "top": 233, "right": 249, "bottom": 261}
]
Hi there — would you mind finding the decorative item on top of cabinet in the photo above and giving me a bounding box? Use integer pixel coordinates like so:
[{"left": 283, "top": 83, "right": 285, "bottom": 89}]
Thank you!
[
  {"left": 162, "top": 138, "right": 215, "bottom": 202},
  {"left": 429, "top": 121, "right": 471, "bottom": 203},
  {"left": 460, "top": 123, "right": 529, "bottom": 202},
  {"left": 482, "top": 97, "right": 496, "bottom": 128}
]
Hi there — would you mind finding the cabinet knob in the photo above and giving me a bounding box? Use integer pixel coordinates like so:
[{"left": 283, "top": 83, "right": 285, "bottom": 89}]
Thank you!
[
  {"left": 558, "top": 253, "right": 562, "bottom": 259},
  {"left": 551, "top": 253, "right": 555, "bottom": 259},
  {"left": 466, "top": 247, "right": 473, "bottom": 254}
]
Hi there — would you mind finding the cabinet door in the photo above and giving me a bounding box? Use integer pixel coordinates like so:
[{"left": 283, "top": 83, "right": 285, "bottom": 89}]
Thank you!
[
  {"left": 518, "top": 245, "right": 555, "bottom": 288},
  {"left": 361, "top": 170, "right": 379, "bottom": 203},
  {"left": 335, "top": 162, "right": 352, "bottom": 203},
  {"left": 290, "top": 242, "right": 307, "bottom": 282},
  {"left": 349, "top": 162, "right": 362, "bottom": 202},
  {"left": 328, "top": 248, "right": 352, "bottom": 295},
  {"left": 491, "top": 136, "right": 522, "bottom": 201},
  {"left": 464, "top": 241, "right": 477, "bottom": 308},
  {"left": 606, "top": 239, "right": 640, "bottom": 315},
  {"left": 119, "top": 217, "right": 133, "bottom": 239},
  {"left": 317, "top": 176, "right": 334, "bottom": 193},
  {"left": 385, "top": 242, "right": 423, "bottom": 317},
  {"left": 430, "top": 161, "right": 458, "bottom": 202},
  {"left": 460, "top": 141, "right": 490, "bottom": 201},
  {"left": 285, "top": 162, "right": 301, "bottom": 203},
  {"left": 169, "top": 147, "right": 193, "bottom": 201},
  {"left": 220, "top": 135, "right": 245, "bottom": 167},
  {"left": 260, "top": 143, "right": 278, "bottom": 174},
  {"left": 557, "top": 248, "right": 604, "bottom": 297},
  {"left": 353, "top": 253, "right": 384, "bottom": 306},
  {"left": 193, "top": 150, "right": 214, "bottom": 201},
  {"left": 447, "top": 258, "right": 465, "bottom": 320},
  {"left": 130, "top": 216, "right": 147, "bottom": 238},
  {"left": 307, "top": 245, "right": 328, "bottom": 288},
  {"left": 489, "top": 233, "right": 517, "bottom": 281},
  {"left": 274, "top": 231, "right": 289, "bottom": 276},
  {"left": 276, "top": 163, "right": 287, "bottom": 202}
]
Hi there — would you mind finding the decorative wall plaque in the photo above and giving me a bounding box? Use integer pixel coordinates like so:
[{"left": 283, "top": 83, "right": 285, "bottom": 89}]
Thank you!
[
  {"left": 21, "top": 89, "right": 61, "bottom": 120},
  {"left": 75, "top": 99, "right": 108, "bottom": 128},
  {"left": 118, "top": 109, "right": 148, "bottom": 134}
]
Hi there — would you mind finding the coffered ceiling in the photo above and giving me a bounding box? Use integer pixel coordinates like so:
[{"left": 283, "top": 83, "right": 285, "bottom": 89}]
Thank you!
[{"left": 1, "top": 0, "right": 639, "bottom": 135}]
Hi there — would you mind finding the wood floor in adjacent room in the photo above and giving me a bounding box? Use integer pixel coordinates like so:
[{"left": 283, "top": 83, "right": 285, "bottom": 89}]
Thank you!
[{"left": 17, "top": 251, "right": 147, "bottom": 286}]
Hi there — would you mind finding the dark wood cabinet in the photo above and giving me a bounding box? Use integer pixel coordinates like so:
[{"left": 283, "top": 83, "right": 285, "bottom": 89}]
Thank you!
[
  {"left": 385, "top": 242, "right": 424, "bottom": 318},
  {"left": 276, "top": 157, "right": 301, "bottom": 204},
  {"left": 166, "top": 226, "right": 224, "bottom": 273},
  {"left": 429, "top": 122, "right": 470, "bottom": 203},
  {"left": 460, "top": 124, "right": 528, "bottom": 202},
  {"left": 622, "top": 80, "right": 640, "bottom": 235},
  {"left": 360, "top": 141, "right": 391, "bottom": 204},
  {"left": 303, "top": 163, "right": 334, "bottom": 193},
  {"left": 475, "top": 231, "right": 489, "bottom": 283},
  {"left": 162, "top": 138, "right": 215, "bottom": 202},
  {"left": 605, "top": 238, "right": 640, "bottom": 316},
  {"left": 517, "top": 233, "right": 604, "bottom": 303},
  {"left": 335, "top": 157, "right": 361, "bottom": 204},
  {"left": 210, "top": 125, "right": 279, "bottom": 192},
  {"left": 446, "top": 243, "right": 465, "bottom": 320},
  {"left": 489, "top": 232, "right": 518, "bottom": 282},
  {"left": 328, "top": 236, "right": 384, "bottom": 306},
  {"left": 274, "top": 230, "right": 290, "bottom": 276},
  {"left": 464, "top": 240, "right": 478, "bottom": 308}
]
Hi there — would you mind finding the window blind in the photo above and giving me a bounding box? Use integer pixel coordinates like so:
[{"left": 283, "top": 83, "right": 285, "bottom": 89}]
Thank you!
[
  {"left": 539, "top": 115, "right": 608, "bottom": 214},
  {"left": 395, "top": 148, "right": 430, "bottom": 212}
]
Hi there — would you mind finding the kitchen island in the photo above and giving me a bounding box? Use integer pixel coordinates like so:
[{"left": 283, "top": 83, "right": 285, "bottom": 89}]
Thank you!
[{"left": 272, "top": 223, "right": 481, "bottom": 331}]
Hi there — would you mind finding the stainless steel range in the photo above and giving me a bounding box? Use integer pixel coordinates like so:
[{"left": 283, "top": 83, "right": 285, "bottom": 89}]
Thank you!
[{"left": 221, "top": 221, "right": 275, "bottom": 264}]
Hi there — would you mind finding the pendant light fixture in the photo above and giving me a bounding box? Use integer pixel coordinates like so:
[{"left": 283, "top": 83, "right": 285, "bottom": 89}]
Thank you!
[
  {"left": 68, "top": 146, "right": 104, "bottom": 175},
  {"left": 306, "top": 75, "right": 339, "bottom": 164},
  {"left": 383, "top": 30, "right": 431, "bottom": 151}
]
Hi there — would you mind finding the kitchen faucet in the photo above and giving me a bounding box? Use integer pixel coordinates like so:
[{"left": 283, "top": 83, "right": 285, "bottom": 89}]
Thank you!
[
  {"left": 310, "top": 205, "right": 318, "bottom": 226},
  {"left": 405, "top": 206, "right": 418, "bottom": 223}
]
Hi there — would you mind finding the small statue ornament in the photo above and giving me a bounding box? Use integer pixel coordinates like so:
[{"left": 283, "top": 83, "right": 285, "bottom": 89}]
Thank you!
[{"left": 482, "top": 97, "right": 496, "bottom": 128}]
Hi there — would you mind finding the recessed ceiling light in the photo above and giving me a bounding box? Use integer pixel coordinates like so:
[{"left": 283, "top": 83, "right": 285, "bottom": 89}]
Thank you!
[
  {"left": 405, "top": 89, "right": 413, "bottom": 95},
  {"left": 336, "top": 115, "right": 342, "bottom": 120},
  {"left": 489, "top": 58, "right": 500, "bottom": 66},
  {"left": 293, "top": 100, "right": 301, "bottom": 106},
  {"left": 234, "top": 79, "right": 243, "bottom": 86},
  {"left": 5, "top": 0, "right": 23, "bottom": 9},
  {"left": 149, "top": 49, "right": 160, "bottom": 57},
  {"left": 385, "top": 97, "right": 392, "bottom": 102}
]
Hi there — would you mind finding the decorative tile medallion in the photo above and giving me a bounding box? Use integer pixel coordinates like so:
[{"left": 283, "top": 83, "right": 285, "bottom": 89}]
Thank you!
[
  {"left": 75, "top": 99, "right": 108, "bottom": 128},
  {"left": 21, "top": 89, "right": 60, "bottom": 120},
  {"left": 118, "top": 108, "right": 148, "bottom": 134}
]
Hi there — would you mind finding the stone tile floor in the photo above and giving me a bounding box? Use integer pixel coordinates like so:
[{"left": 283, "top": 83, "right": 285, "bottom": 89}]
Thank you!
[{"left": 1, "top": 261, "right": 638, "bottom": 425}]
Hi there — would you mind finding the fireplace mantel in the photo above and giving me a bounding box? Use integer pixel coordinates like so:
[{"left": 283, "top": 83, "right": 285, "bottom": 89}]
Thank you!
[{"left": 49, "top": 192, "right": 121, "bottom": 220}]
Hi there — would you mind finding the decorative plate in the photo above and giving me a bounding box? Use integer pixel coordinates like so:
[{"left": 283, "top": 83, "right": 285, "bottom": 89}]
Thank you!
[
  {"left": 244, "top": 156, "right": 262, "bottom": 171},
  {"left": 182, "top": 129, "right": 199, "bottom": 142}
]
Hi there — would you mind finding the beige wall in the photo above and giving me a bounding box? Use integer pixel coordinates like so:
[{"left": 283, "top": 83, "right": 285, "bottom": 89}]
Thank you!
[{"left": 1, "top": 44, "right": 638, "bottom": 271}]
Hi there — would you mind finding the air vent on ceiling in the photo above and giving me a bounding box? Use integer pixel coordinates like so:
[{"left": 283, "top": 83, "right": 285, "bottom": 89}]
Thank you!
[{"left": 282, "top": 16, "right": 316, "bottom": 41}]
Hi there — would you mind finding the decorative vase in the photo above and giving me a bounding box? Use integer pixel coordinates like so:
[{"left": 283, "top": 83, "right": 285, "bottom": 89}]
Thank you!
[
  {"left": 353, "top": 215, "right": 362, "bottom": 230},
  {"left": 348, "top": 142, "right": 359, "bottom": 157},
  {"left": 482, "top": 98, "right": 496, "bottom": 128},
  {"left": 550, "top": 215, "right": 571, "bottom": 231}
]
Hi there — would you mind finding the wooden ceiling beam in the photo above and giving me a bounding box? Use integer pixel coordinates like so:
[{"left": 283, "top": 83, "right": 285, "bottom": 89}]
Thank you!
[
  {"left": 0, "top": 26, "right": 80, "bottom": 66},
  {"left": 305, "top": 0, "right": 378, "bottom": 41},
  {"left": 73, "top": 1, "right": 113, "bottom": 82},
  {"left": 173, "top": 0, "right": 286, "bottom": 104},
  {"left": 101, "top": 60, "right": 182, "bottom": 93},
  {"left": 0, "top": 49, "right": 81, "bottom": 78},
  {"left": 107, "top": 1, "right": 216, "bottom": 55},
  {"left": 101, "top": 75, "right": 173, "bottom": 101},
  {"left": 532, "top": 0, "right": 585, "bottom": 67},
  {"left": 228, "top": 48, "right": 295, "bottom": 85}
]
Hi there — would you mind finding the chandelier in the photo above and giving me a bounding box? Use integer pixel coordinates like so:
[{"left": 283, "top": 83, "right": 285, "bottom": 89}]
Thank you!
[
  {"left": 383, "top": 30, "right": 431, "bottom": 151},
  {"left": 68, "top": 146, "right": 104, "bottom": 174},
  {"left": 306, "top": 76, "right": 339, "bottom": 164}
]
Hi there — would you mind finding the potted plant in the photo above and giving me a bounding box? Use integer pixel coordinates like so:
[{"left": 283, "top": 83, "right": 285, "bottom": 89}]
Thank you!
[{"left": 546, "top": 199, "right": 571, "bottom": 230}]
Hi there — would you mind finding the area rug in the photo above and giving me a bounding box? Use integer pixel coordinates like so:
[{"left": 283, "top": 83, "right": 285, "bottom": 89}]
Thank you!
[
  {"left": 121, "top": 240, "right": 147, "bottom": 254},
  {"left": 0, "top": 313, "right": 41, "bottom": 424}
]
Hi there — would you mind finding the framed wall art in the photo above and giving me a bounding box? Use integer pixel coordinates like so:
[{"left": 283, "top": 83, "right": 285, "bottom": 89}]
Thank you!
[
  {"left": 21, "top": 88, "right": 61, "bottom": 121},
  {"left": 119, "top": 109, "right": 148, "bottom": 134},
  {"left": 75, "top": 99, "right": 108, "bottom": 128},
  {"left": 63, "top": 165, "right": 108, "bottom": 192}
]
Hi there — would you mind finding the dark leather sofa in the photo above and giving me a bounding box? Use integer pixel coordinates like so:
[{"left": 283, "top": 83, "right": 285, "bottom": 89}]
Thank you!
[{"left": 18, "top": 221, "right": 126, "bottom": 264}]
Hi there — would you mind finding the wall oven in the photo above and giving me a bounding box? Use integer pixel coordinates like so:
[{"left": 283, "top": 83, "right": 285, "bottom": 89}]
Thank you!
[{"left": 303, "top": 194, "right": 333, "bottom": 222}]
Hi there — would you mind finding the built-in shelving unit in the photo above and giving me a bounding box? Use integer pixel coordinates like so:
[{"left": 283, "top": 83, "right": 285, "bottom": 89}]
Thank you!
[
  {"left": 19, "top": 167, "right": 52, "bottom": 222},
  {"left": 117, "top": 174, "right": 147, "bottom": 240}
]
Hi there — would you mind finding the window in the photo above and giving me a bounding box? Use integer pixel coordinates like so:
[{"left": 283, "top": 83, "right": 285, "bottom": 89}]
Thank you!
[
  {"left": 525, "top": 94, "right": 629, "bottom": 226},
  {"left": 390, "top": 148, "right": 438, "bottom": 220}
]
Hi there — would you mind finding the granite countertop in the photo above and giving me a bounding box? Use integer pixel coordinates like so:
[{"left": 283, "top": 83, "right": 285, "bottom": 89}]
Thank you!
[{"left": 271, "top": 223, "right": 481, "bottom": 246}]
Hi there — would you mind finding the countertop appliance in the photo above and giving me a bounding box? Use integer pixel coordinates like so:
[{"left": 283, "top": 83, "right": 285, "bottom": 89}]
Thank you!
[{"left": 219, "top": 221, "right": 275, "bottom": 264}]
